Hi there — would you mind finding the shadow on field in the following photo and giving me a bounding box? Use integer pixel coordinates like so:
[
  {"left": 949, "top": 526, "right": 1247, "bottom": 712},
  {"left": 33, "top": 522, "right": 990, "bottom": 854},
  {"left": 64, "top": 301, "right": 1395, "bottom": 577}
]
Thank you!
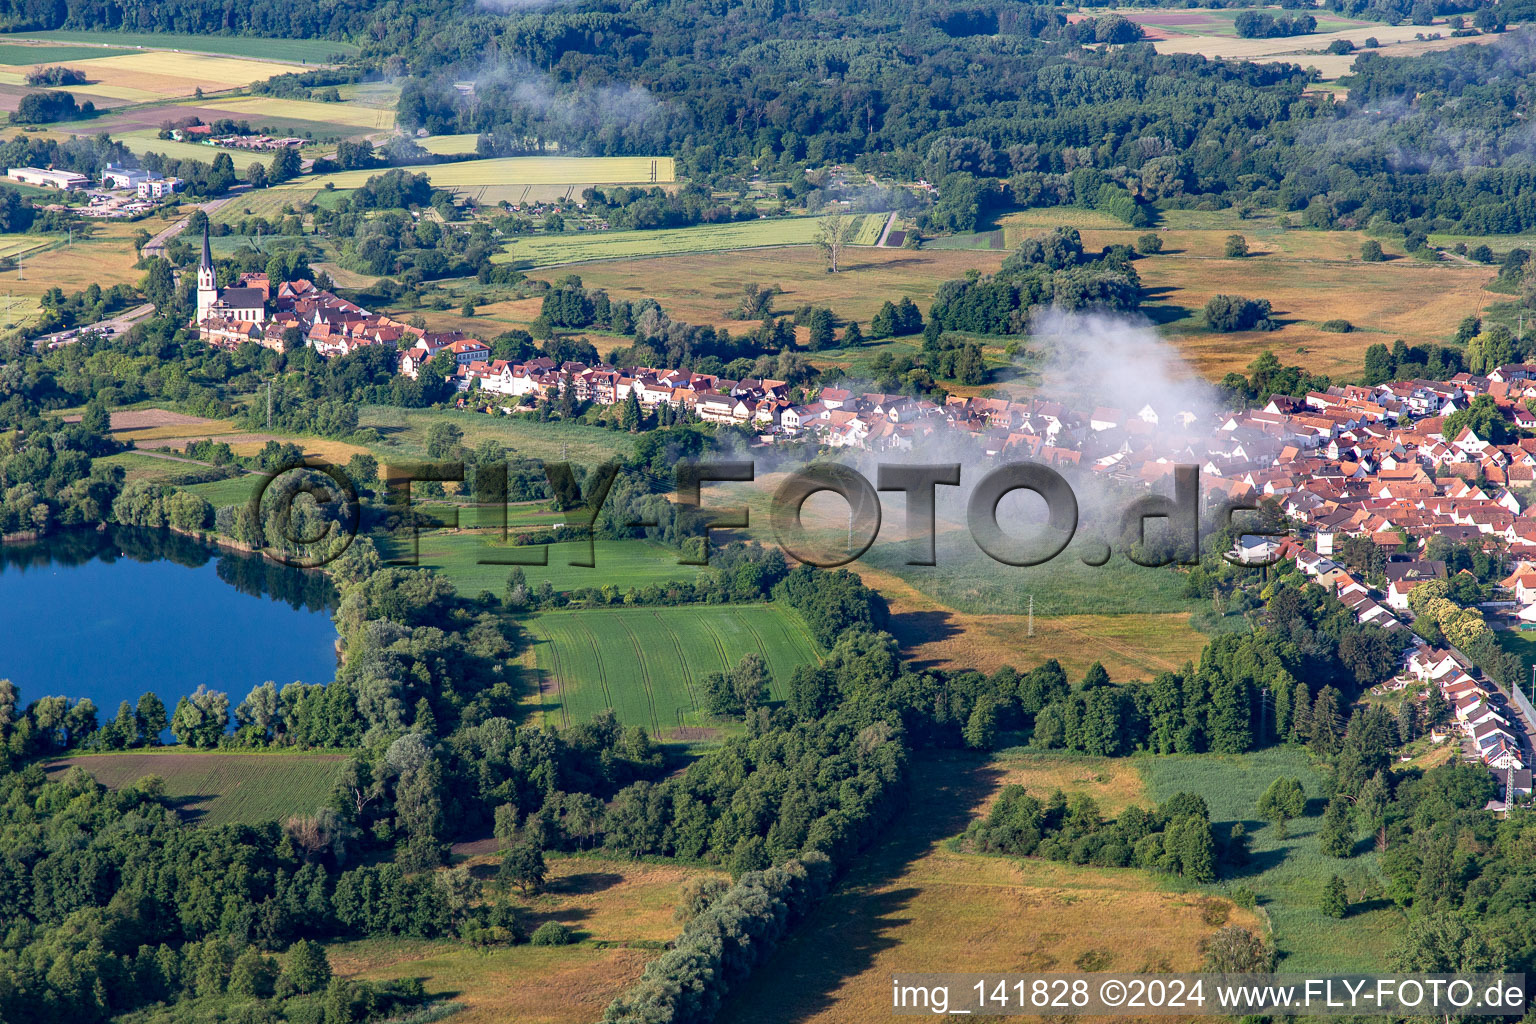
[
  {"left": 548, "top": 870, "right": 624, "bottom": 895},
  {"left": 884, "top": 608, "right": 963, "bottom": 672},
  {"left": 716, "top": 752, "right": 1004, "bottom": 1024}
]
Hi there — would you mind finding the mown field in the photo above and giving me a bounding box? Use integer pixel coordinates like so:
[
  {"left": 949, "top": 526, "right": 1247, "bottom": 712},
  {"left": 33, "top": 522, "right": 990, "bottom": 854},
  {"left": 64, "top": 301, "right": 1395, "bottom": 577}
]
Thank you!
[
  {"left": 718, "top": 751, "right": 1261, "bottom": 1024},
  {"left": 1140, "top": 748, "right": 1406, "bottom": 972},
  {"left": 2, "top": 29, "right": 358, "bottom": 62},
  {"left": 498, "top": 214, "right": 884, "bottom": 269},
  {"left": 331, "top": 856, "right": 725, "bottom": 1024},
  {"left": 525, "top": 603, "right": 820, "bottom": 733},
  {"left": 276, "top": 155, "right": 676, "bottom": 193},
  {"left": 46, "top": 750, "right": 349, "bottom": 826}
]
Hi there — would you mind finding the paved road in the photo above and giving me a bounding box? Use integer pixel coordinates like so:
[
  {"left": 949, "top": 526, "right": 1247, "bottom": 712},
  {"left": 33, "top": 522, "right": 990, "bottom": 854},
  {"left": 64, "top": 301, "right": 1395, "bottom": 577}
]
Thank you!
[
  {"left": 33, "top": 302, "right": 157, "bottom": 350},
  {"left": 875, "top": 210, "right": 898, "bottom": 247},
  {"left": 140, "top": 195, "right": 238, "bottom": 260}
]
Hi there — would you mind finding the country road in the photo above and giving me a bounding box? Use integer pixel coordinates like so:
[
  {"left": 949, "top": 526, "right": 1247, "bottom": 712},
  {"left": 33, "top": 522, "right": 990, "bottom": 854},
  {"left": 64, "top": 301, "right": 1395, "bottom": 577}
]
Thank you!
[
  {"left": 33, "top": 302, "right": 157, "bottom": 350},
  {"left": 140, "top": 195, "right": 238, "bottom": 260}
]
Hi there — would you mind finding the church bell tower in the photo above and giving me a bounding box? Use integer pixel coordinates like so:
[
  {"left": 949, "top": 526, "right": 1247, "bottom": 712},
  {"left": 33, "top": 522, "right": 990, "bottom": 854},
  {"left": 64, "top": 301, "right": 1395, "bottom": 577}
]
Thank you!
[{"left": 195, "top": 222, "right": 217, "bottom": 323}]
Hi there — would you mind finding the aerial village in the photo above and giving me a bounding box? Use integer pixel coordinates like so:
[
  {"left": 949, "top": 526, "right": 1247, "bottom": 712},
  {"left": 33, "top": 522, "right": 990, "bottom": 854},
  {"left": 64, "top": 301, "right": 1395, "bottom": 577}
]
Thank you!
[{"left": 191, "top": 250, "right": 1536, "bottom": 801}]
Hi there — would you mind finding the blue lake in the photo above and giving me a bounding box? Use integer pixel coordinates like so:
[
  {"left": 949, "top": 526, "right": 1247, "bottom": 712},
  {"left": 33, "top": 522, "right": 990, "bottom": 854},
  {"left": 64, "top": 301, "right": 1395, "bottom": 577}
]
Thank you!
[{"left": 0, "top": 527, "right": 338, "bottom": 713}]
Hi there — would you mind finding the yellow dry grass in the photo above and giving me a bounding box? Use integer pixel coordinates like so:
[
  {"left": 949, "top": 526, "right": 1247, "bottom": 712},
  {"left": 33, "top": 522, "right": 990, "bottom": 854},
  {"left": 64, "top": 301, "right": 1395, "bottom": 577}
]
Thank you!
[
  {"left": 569, "top": 246, "right": 1006, "bottom": 335},
  {"left": 987, "top": 750, "right": 1150, "bottom": 817},
  {"left": 854, "top": 564, "right": 1207, "bottom": 680},
  {"left": 1141, "top": 252, "right": 1495, "bottom": 378},
  {"left": 199, "top": 94, "right": 396, "bottom": 130},
  {"left": 718, "top": 753, "right": 1260, "bottom": 1024},
  {"left": 109, "top": 409, "right": 371, "bottom": 465},
  {"left": 330, "top": 855, "right": 724, "bottom": 1024},
  {"left": 11, "top": 51, "right": 294, "bottom": 100},
  {"left": 1150, "top": 21, "right": 1509, "bottom": 80}
]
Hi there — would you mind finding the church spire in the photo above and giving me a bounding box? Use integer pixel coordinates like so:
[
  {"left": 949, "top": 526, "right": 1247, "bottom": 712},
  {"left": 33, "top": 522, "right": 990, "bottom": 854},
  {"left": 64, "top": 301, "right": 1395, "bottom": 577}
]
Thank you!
[{"left": 200, "top": 220, "right": 212, "bottom": 271}]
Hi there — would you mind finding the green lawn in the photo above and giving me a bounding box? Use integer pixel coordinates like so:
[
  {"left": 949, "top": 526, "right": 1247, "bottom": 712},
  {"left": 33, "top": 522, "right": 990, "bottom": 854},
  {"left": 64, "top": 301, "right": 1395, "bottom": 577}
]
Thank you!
[
  {"left": 376, "top": 533, "right": 706, "bottom": 596},
  {"left": 1140, "top": 749, "right": 1407, "bottom": 972},
  {"left": 493, "top": 214, "right": 886, "bottom": 269},
  {"left": 46, "top": 749, "right": 349, "bottom": 826},
  {"left": 526, "top": 603, "right": 820, "bottom": 731},
  {"left": 360, "top": 405, "right": 636, "bottom": 465},
  {"left": 183, "top": 473, "right": 267, "bottom": 507},
  {"left": 2, "top": 29, "right": 357, "bottom": 62}
]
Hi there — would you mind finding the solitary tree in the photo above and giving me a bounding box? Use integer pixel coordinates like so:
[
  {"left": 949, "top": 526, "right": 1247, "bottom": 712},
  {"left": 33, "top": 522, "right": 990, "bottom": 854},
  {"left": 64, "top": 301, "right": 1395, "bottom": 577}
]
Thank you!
[
  {"left": 815, "top": 208, "right": 857, "bottom": 273},
  {"left": 501, "top": 840, "right": 547, "bottom": 894},
  {"left": 1224, "top": 234, "right": 1249, "bottom": 258}
]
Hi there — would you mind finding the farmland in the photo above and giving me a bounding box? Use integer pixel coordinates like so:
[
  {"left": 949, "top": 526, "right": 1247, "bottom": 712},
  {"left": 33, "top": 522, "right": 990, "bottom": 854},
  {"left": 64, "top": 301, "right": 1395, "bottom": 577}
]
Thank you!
[
  {"left": 0, "top": 42, "right": 133, "bottom": 63},
  {"left": 46, "top": 749, "right": 349, "bottom": 826},
  {"left": 565, "top": 245, "right": 1007, "bottom": 332},
  {"left": 276, "top": 155, "right": 676, "bottom": 194},
  {"left": 3, "top": 50, "right": 301, "bottom": 102},
  {"left": 197, "top": 94, "right": 397, "bottom": 130},
  {"left": 498, "top": 214, "right": 879, "bottom": 269},
  {"left": 1, "top": 29, "right": 358, "bottom": 62},
  {"left": 418, "top": 133, "right": 481, "bottom": 155},
  {"left": 718, "top": 751, "right": 1261, "bottom": 1024},
  {"left": 331, "top": 856, "right": 726, "bottom": 1024},
  {"left": 379, "top": 533, "right": 706, "bottom": 596},
  {"left": 525, "top": 603, "right": 821, "bottom": 733}
]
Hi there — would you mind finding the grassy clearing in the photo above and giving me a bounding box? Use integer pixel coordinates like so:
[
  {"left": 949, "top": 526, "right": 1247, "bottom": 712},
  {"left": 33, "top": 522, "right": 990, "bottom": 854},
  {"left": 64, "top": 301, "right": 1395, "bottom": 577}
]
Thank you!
[
  {"left": 3, "top": 29, "right": 357, "bottom": 62},
  {"left": 1140, "top": 749, "right": 1407, "bottom": 971},
  {"left": 47, "top": 749, "right": 348, "bottom": 826},
  {"left": 525, "top": 603, "right": 820, "bottom": 732},
  {"left": 276, "top": 155, "right": 675, "bottom": 193},
  {"left": 498, "top": 217, "right": 832, "bottom": 268},
  {"left": 360, "top": 405, "right": 635, "bottom": 466},
  {"left": 719, "top": 751, "right": 1259, "bottom": 1024},
  {"left": 330, "top": 856, "right": 723, "bottom": 1024}
]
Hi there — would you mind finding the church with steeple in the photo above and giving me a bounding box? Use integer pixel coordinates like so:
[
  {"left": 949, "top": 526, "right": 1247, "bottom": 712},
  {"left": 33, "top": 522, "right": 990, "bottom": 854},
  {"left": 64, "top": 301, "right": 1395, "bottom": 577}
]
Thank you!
[{"left": 192, "top": 222, "right": 269, "bottom": 342}]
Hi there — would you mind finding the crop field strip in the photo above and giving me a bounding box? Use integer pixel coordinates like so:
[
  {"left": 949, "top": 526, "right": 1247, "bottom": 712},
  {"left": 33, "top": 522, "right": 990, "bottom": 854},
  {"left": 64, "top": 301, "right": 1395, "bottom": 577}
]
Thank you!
[
  {"left": 47, "top": 751, "right": 349, "bottom": 826},
  {"left": 273, "top": 155, "right": 676, "bottom": 192},
  {"left": 3, "top": 29, "right": 359, "bottom": 62},
  {"left": 494, "top": 213, "right": 889, "bottom": 268}
]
